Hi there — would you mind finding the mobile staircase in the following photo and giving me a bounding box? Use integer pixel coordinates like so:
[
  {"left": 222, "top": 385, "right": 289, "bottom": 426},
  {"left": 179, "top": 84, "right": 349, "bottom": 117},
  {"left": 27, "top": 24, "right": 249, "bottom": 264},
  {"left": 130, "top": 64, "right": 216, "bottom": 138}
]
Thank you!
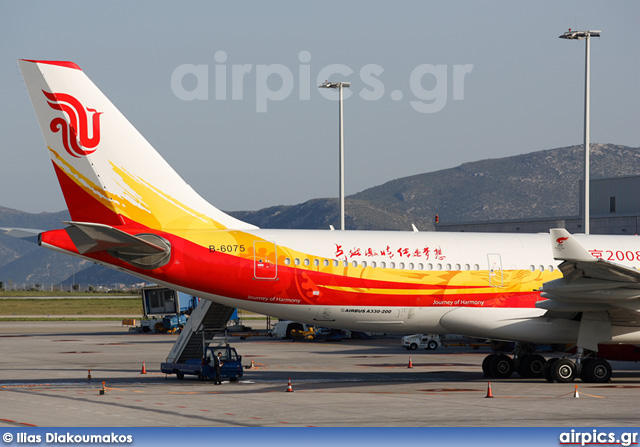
[{"left": 165, "top": 299, "right": 236, "bottom": 363}]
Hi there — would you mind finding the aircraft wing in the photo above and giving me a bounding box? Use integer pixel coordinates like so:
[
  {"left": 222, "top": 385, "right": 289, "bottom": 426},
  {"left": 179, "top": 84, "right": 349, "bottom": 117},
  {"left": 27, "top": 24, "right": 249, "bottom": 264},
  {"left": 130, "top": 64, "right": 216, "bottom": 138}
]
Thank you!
[
  {"left": 541, "top": 229, "right": 640, "bottom": 306},
  {"left": 538, "top": 228, "right": 640, "bottom": 350}
]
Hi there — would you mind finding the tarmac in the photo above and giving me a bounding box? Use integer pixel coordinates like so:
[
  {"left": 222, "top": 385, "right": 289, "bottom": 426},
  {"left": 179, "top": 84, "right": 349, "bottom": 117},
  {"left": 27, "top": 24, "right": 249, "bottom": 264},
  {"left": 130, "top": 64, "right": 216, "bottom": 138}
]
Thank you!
[{"left": 1, "top": 321, "right": 639, "bottom": 427}]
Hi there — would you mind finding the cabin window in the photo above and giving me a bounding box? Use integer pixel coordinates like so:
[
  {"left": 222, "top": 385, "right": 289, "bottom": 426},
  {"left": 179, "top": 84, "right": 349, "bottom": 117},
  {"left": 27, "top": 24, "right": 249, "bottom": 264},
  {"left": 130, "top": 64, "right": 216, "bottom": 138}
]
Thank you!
[
  {"left": 446, "top": 263, "right": 452, "bottom": 270},
  {"left": 284, "top": 258, "right": 291, "bottom": 265},
  {"left": 294, "top": 258, "right": 300, "bottom": 266},
  {"left": 427, "top": 263, "right": 433, "bottom": 270},
  {"left": 548, "top": 265, "right": 554, "bottom": 272},
  {"left": 343, "top": 260, "right": 349, "bottom": 267},
  {"left": 474, "top": 264, "right": 480, "bottom": 271},
  {"left": 464, "top": 264, "right": 470, "bottom": 270},
  {"left": 418, "top": 263, "right": 424, "bottom": 270},
  {"left": 539, "top": 265, "right": 545, "bottom": 271},
  {"left": 398, "top": 262, "right": 405, "bottom": 269},
  {"left": 333, "top": 260, "right": 339, "bottom": 267},
  {"left": 380, "top": 261, "right": 386, "bottom": 268},
  {"left": 352, "top": 261, "right": 358, "bottom": 267},
  {"left": 371, "top": 261, "right": 377, "bottom": 268},
  {"left": 304, "top": 259, "right": 310, "bottom": 266},
  {"left": 530, "top": 265, "right": 535, "bottom": 272},
  {"left": 390, "top": 262, "right": 396, "bottom": 269},
  {"left": 437, "top": 264, "right": 442, "bottom": 270},
  {"left": 408, "top": 262, "right": 414, "bottom": 270},
  {"left": 455, "top": 263, "right": 461, "bottom": 270},
  {"left": 362, "top": 261, "right": 367, "bottom": 268}
]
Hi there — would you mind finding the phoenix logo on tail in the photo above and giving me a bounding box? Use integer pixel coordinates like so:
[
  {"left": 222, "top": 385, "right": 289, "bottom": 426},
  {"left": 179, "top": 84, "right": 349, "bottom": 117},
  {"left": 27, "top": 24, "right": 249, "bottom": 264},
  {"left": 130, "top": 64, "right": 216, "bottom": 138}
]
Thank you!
[{"left": 43, "top": 90, "right": 102, "bottom": 157}]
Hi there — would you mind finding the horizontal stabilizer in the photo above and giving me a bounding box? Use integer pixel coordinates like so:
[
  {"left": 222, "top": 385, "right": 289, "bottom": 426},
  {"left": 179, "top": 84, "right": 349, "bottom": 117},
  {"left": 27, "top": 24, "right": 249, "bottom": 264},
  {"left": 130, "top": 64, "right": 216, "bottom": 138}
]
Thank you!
[
  {"left": 64, "top": 221, "right": 167, "bottom": 255},
  {"left": 0, "top": 227, "right": 43, "bottom": 244}
]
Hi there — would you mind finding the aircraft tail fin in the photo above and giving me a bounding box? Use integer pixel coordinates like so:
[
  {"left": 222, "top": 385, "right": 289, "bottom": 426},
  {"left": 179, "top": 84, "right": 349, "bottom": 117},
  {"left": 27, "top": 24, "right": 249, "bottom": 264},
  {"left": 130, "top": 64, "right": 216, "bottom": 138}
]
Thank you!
[{"left": 18, "top": 60, "right": 256, "bottom": 231}]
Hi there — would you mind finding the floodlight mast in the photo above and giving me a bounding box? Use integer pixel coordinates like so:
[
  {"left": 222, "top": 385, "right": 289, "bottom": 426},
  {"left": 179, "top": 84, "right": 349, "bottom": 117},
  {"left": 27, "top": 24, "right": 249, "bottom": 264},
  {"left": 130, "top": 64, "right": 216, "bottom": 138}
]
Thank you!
[
  {"left": 318, "top": 81, "right": 351, "bottom": 231},
  {"left": 559, "top": 29, "right": 601, "bottom": 235}
]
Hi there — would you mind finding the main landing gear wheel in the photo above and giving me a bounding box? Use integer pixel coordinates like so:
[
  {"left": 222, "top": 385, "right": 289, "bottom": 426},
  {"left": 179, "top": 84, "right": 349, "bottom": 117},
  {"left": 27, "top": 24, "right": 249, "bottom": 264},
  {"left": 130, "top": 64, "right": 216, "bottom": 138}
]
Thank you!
[
  {"left": 517, "top": 354, "right": 546, "bottom": 378},
  {"left": 543, "top": 358, "right": 559, "bottom": 382},
  {"left": 489, "top": 354, "right": 514, "bottom": 379},
  {"left": 482, "top": 354, "right": 497, "bottom": 377},
  {"left": 549, "top": 358, "right": 577, "bottom": 383},
  {"left": 580, "top": 358, "right": 612, "bottom": 383}
]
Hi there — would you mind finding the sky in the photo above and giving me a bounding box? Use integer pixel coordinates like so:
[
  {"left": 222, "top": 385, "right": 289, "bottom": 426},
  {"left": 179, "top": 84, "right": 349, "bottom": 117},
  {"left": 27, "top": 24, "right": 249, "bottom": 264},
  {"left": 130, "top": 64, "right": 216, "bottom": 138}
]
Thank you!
[{"left": 1, "top": 1, "right": 639, "bottom": 214}]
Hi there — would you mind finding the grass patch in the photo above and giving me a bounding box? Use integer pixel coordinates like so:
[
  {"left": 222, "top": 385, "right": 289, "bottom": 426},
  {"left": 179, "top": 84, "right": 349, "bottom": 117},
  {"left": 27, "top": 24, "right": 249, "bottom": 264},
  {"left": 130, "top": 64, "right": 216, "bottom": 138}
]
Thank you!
[
  {"left": 0, "top": 298, "right": 142, "bottom": 316},
  {"left": 0, "top": 291, "right": 139, "bottom": 297},
  {"left": 0, "top": 317, "right": 133, "bottom": 322}
]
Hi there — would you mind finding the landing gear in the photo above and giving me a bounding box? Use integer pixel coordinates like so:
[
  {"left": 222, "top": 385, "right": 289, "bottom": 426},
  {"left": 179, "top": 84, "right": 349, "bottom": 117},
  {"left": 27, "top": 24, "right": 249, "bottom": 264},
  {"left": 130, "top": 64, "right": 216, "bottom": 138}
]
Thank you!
[
  {"left": 482, "top": 347, "right": 612, "bottom": 383},
  {"left": 490, "top": 354, "right": 514, "bottom": 378},
  {"left": 516, "top": 354, "right": 546, "bottom": 378},
  {"left": 543, "top": 357, "right": 612, "bottom": 383},
  {"left": 483, "top": 344, "right": 538, "bottom": 379},
  {"left": 482, "top": 354, "right": 515, "bottom": 378},
  {"left": 549, "top": 359, "right": 577, "bottom": 383},
  {"left": 482, "top": 354, "right": 496, "bottom": 377},
  {"left": 542, "top": 358, "right": 559, "bottom": 382},
  {"left": 580, "top": 358, "right": 612, "bottom": 383}
]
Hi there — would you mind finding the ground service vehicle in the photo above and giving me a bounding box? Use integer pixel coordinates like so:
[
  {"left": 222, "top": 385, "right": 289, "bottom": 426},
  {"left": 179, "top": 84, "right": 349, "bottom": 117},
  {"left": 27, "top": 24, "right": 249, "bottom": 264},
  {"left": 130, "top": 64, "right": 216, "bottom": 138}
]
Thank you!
[
  {"left": 402, "top": 334, "right": 441, "bottom": 350},
  {"left": 271, "top": 320, "right": 314, "bottom": 339},
  {"left": 161, "top": 345, "right": 243, "bottom": 381}
]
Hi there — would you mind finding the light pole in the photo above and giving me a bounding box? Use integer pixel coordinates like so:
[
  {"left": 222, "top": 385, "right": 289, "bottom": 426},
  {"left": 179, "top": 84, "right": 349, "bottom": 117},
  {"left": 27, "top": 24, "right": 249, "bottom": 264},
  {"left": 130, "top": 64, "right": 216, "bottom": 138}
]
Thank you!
[
  {"left": 559, "top": 29, "right": 601, "bottom": 235},
  {"left": 319, "top": 81, "right": 351, "bottom": 230}
]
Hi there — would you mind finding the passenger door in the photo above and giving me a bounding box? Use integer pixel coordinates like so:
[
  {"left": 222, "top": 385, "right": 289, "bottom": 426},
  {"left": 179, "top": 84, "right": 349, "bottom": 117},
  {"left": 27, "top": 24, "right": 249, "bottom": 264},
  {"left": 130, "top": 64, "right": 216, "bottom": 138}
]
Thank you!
[
  {"left": 487, "top": 253, "right": 503, "bottom": 287},
  {"left": 254, "top": 240, "right": 278, "bottom": 280}
]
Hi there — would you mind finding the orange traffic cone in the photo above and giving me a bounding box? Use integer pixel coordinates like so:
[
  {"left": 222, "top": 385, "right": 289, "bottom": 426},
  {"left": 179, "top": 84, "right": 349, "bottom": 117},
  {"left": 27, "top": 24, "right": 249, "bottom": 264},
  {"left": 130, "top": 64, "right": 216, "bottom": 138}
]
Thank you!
[
  {"left": 573, "top": 385, "right": 580, "bottom": 399},
  {"left": 99, "top": 381, "right": 106, "bottom": 395},
  {"left": 408, "top": 357, "right": 413, "bottom": 368},
  {"left": 286, "top": 378, "right": 294, "bottom": 392},
  {"left": 250, "top": 359, "right": 256, "bottom": 369},
  {"left": 485, "top": 382, "right": 494, "bottom": 398},
  {"left": 87, "top": 369, "right": 92, "bottom": 380},
  {"left": 140, "top": 361, "right": 147, "bottom": 374}
]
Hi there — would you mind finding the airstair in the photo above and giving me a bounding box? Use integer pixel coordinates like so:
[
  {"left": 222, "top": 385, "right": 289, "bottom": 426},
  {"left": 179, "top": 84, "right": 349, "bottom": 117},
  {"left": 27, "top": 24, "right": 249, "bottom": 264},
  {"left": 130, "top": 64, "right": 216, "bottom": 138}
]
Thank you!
[{"left": 165, "top": 299, "right": 236, "bottom": 363}]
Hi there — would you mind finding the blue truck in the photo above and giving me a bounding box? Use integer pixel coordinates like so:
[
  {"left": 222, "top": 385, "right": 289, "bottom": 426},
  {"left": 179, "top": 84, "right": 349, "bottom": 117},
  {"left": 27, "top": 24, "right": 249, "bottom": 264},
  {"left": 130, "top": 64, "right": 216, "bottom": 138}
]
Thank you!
[{"left": 161, "top": 345, "right": 244, "bottom": 382}]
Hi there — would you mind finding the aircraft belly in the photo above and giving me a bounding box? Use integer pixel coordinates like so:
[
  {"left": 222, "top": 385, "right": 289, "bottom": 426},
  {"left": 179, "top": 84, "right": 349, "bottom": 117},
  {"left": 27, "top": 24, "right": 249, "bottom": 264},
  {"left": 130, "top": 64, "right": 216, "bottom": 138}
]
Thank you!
[
  {"left": 319, "top": 306, "right": 449, "bottom": 333},
  {"left": 439, "top": 307, "right": 580, "bottom": 343}
]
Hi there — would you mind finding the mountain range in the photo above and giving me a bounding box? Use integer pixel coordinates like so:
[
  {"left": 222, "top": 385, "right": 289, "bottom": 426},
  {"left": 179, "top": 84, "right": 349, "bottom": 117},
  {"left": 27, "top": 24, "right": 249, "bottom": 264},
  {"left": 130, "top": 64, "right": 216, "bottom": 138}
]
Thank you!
[{"left": 1, "top": 143, "right": 639, "bottom": 287}]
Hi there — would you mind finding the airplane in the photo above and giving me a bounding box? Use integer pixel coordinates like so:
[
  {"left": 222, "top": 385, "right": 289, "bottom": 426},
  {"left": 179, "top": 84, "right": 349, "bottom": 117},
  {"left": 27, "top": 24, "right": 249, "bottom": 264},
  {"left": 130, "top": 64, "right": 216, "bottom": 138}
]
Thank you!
[{"left": 10, "top": 59, "right": 640, "bottom": 384}]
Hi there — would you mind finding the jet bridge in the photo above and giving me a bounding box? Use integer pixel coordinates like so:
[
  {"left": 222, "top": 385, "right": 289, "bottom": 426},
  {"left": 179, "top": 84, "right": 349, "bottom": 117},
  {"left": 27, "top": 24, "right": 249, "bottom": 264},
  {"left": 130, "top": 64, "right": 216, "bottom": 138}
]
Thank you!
[{"left": 165, "top": 298, "right": 236, "bottom": 364}]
